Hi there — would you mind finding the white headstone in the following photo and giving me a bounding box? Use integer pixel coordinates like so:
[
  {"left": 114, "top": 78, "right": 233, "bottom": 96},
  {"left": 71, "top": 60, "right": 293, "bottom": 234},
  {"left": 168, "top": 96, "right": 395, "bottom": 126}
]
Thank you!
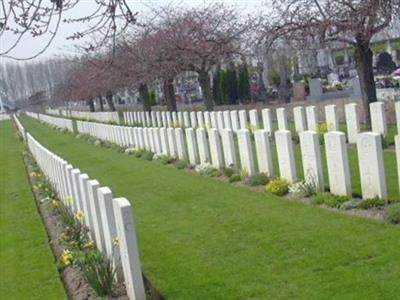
[
  {"left": 197, "top": 111, "right": 205, "bottom": 128},
  {"left": 86, "top": 179, "right": 106, "bottom": 252},
  {"left": 275, "top": 130, "right": 297, "bottom": 182},
  {"left": 293, "top": 106, "right": 307, "bottom": 132},
  {"left": 167, "top": 128, "right": 177, "bottom": 157},
  {"left": 238, "top": 110, "right": 247, "bottom": 129},
  {"left": 183, "top": 112, "right": 190, "bottom": 128},
  {"left": 210, "top": 112, "right": 218, "bottom": 129},
  {"left": 221, "top": 129, "right": 237, "bottom": 167},
  {"left": 254, "top": 130, "right": 274, "bottom": 177},
  {"left": 175, "top": 128, "right": 188, "bottom": 160},
  {"left": 299, "top": 131, "right": 324, "bottom": 191},
  {"left": 306, "top": 106, "right": 318, "bottom": 131},
  {"left": 396, "top": 102, "right": 400, "bottom": 134},
  {"left": 203, "top": 111, "right": 211, "bottom": 129},
  {"left": 196, "top": 128, "right": 211, "bottom": 164},
  {"left": 216, "top": 111, "right": 225, "bottom": 130},
  {"left": 325, "top": 104, "right": 339, "bottom": 131},
  {"left": 276, "top": 108, "right": 288, "bottom": 130},
  {"left": 261, "top": 108, "right": 273, "bottom": 133},
  {"left": 237, "top": 129, "right": 256, "bottom": 176},
  {"left": 357, "top": 132, "right": 387, "bottom": 199},
  {"left": 324, "top": 132, "right": 352, "bottom": 196},
  {"left": 223, "top": 111, "right": 232, "bottom": 130},
  {"left": 208, "top": 128, "right": 224, "bottom": 168},
  {"left": 190, "top": 111, "right": 198, "bottom": 128},
  {"left": 396, "top": 135, "right": 400, "bottom": 192},
  {"left": 345, "top": 103, "right": 360, "bottom": 144},
  {"left": 230, "top": 110, "right": 240, "bottom": 132},
  {"left": 159, "top": 128, "right": 170, "bottom": 156},
  {"left": 185, "top": 128, "right": 199, "bottom": 165},
  {"left": 249, "top": 109, "right": 259, "bottom": 131},
  {"left": 112, "top": 198, "right": 146, "bottom": 300},
  {"left": 370, "top": 102, "right": 387, "bottom": 137}
]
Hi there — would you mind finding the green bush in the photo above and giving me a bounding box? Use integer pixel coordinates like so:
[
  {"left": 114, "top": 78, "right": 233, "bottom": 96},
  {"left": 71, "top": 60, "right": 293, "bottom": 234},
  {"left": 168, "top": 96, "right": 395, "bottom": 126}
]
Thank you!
[
  {"left": 200, "top": 166, "right": 222, "bottom": 177},
  {"left": 141, "top": 151, "right": 154, "bottom": 161},
  {"left": 229, "top": 174, "right": 242, "bottom": 183},
  {"left": 222, "top": 167, "right": 236, "bottom": 178},
  {"left": 175, "top": 160, "right": 189, "bottom": 170},
  {"left": 265, "top": 178, "right": 290, "bottom": 196},
  {"left": 357, "top": 197, "right": 386, "bottom": 209},
  {"left": 158, "top": 155, "right": 175, "bottom": 165},
  {"left": 340, "top": 199, "right": 362, "bottom": 210},
  {"left": 312, "top": 193, "right": 349, "bottom": 208},
  {"left": 385, "top": 203, "right": 400, "bottom": 224},
  {"left": 245, "top": 173, "right": 270, "bottom": 186}
]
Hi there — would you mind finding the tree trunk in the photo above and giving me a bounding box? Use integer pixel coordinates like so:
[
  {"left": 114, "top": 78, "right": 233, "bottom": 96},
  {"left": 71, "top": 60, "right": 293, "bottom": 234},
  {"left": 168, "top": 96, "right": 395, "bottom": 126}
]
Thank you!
[
  {"left": 105, "top": 91, "right": 116, "bottom": 111},
  {"left": 87, "top": 98, "right": 95, "bottom": 112},
  {"left": 163, "top": 78, "right": 177, "bottom": 111},
  {"left": 139, "top": 83, "right": 151, "bottom": 112},
  {"left": 98, "top": 96, "right": 104, "bottom": 111},
  {"left": 198, "top": 70, "right": 214, "bottom": 111},
  {"left": 354, "top": 42, "right": 377, "bottom": 128}
]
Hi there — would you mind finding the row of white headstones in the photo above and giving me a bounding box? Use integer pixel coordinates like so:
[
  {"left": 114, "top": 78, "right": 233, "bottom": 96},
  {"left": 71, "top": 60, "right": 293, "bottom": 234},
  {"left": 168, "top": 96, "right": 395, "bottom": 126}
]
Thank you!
[
  {"left": 27, "top": 112, "right": 74, "bottom": 132},
  {"left": 15, "top": 116, "right": 146, "bottom": 300},
  {"left": 53, "top": 109, "right": 120, "bottom": 124},
  {"left": 122, "top": 102, "right": 399, "bottom": 144},
  {"left": 75, "top": 116, "right": 400, "bottom": 200}
]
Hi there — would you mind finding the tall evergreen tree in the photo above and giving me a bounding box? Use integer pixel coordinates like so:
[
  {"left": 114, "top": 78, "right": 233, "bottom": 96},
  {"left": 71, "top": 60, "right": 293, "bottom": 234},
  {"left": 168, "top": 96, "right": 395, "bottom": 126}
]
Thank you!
[
  {"left": 238, "top": 64, "right": 250, "bottom": 103},
  {"left": 212, "top": 70, "right": 223, "bottom": 105},
  {"left": 226, "top": 63, "right": 238, "bottom": 104}
]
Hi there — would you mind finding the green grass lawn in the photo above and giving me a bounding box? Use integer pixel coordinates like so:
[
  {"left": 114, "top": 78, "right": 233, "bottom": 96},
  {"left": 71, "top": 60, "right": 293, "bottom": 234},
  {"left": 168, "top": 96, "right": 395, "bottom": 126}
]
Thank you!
[
  {"left": 20, "top": 116, "right": 400, "bottom": 300},
  {"left": 0, "top": 120, "right": 66, "bottom": 300}
]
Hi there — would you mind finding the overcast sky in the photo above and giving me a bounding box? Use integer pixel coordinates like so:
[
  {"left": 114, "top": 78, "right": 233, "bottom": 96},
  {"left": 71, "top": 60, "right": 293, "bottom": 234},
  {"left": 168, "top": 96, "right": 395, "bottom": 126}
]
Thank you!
[{"left": 1, "top": 0, "right": 265, "bottom": 63}]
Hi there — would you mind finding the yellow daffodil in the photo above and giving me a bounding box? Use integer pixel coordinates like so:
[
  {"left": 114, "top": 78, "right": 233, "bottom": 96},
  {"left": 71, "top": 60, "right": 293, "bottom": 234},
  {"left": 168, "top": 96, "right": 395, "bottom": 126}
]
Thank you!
[
  {"left": 84, "top": 240, "right": 95, "bottom": 250},
  {"left": 51, "top": 200, "right": 59, "bottom": 208},
  {"left": 60, "top": 249, "right": 73, "bottom": 267},
  {"left": 75, "top": 211, "right": 85, "bottom": 221}
]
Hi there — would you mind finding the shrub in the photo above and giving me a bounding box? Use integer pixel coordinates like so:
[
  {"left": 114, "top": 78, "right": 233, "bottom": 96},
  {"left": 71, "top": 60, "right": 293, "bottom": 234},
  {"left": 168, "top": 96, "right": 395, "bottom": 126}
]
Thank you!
[
  {"left": 229, "top": 174, "right": 242, "bottom": 183},
  {"left": 222, "top": 167, "right": 236, "bottom": 178},
  {"left": 245, "top": 173, "right": 270, "bottom": 186},
  {"left": 141, "top": 151, "right": 154, "bottom": 161},
  {"left": 200, "top": 166, "right": 222, "bottom": 177},
  {"left": 312, "top": 193, "right": 349, "bottom": 208},
  {"left": 175, "top": 160, "right": 188, "bottom": 170},
  {"left": 158, "top": 155, "right": 175, "bottom": 165},
  {"left": 385, "top": 203, "right": 400, "bottom": 224},
  {"left": 357, "top": 197, "right": 386, "bottom": 209},
  {"left": 265, "top": 178, "right": 290, "bottom": 196},
  {"left": 289, "top": 180, "right": 317, "bottom": 198}
]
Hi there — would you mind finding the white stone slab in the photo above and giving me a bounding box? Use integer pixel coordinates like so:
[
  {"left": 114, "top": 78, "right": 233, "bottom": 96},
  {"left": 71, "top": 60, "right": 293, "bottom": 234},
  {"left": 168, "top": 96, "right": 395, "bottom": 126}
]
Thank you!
[
  {"left": 275, "top": 130, "right": 297, "bottom": 182},
  {"left": 190, "top": 111, "right": 197, "bottom": 128},
  {"left": 86, "top": 179, "right": 106, "bottom": 252},
  {"left": 112, "top": 198, "right": 146, "bottom": 300},
  {"left": 254, "top": 130, "right": 274, "bottom": 177},
  {"left": 357, "top": 132, "right": 387, "bottom": 199},
  {"left": 293, "top": 106, "right": 307, "bottom": 132},
  {"left": 197, "top": 111, "right": 205, "bottom": 128},
  {"left": 276, "top": 108, "right": 288, "bottom": 130},
  {"left": 230, "top": 110, "right": 240, "bottom": 132},
  {"left": 261, "top": 108, "right": 273, "bottom": 133},
  {"left": 238, "top": 110, "right": 247, "bottom": 129},
  {"left": 324, "top": 132, "right": 352, "bottom": 196},
  {"left": 325, "top": 104, "right": 339, "bottom": 131},
  {"left": 196, "top": 128, "right": 211, "bottom": 164},
  {"left": 396, "top": 135, "right": 400, "bottom": 192},
  {"left": 223, "top": 111, "right": 232, "bottom": 129},
  {"left": 167, "top": 128, "right": 177, "bottom": 157},
  {"left": 237, "top": 129, "right": 256, "bottom": 175},
  {"left": 249, "top": 109, "right": 259, "bottom": 131},
  {"left": 208, "top": 128, "right": 224, "bottom": 168},
  {"left": 175, "top": 128, "right": 188, "bottom": 160},
  {"left": 183, "top": 112, "right": 190, "bottom": 128},
  {"left": 306, "top": 106, "right": 318, "bottom": 131},
  {"left": 185, "top": 128, "right": 199, "bottom": 165},
  {"left": 345, "top": 103, "right": 360, "bottom": 144},
  {"left": 210, "top": 112, "right": 218, "bottom": 128},
  {"left": 396, "top": 102, "right": 400, "bottom": 134},
  {"left": 159, "top": 128, "right": 170, "bottom": 156},
  {"left": 203, "top": 111, "right": 211, "bottom": 128},
  {"left": 221, "top": 129, "right": 237, "bottom": 167},
  {"left": 370, "top": 102, "right": 387, "bottom": 137},
  {"left": 216, "top": 111, "right": 225, "bottom": 130}
]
